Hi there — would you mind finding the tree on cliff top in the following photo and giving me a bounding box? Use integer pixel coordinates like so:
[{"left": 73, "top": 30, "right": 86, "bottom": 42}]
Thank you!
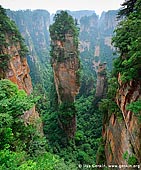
[
  {"left": 49, "top": 11, "right": 80, "bottom": 140},
  {"left": 49, "top": 11, "right": 79, "bottom": 43}
]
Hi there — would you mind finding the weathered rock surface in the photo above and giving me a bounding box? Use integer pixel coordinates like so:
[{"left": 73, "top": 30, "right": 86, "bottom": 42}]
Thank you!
[
  {"left": 0, "top": 35, "right": 39, "bottom": 124},
  {"left": 95, "top": 63, "right": 107, "bottom": 98},
  {"left": 4, "top": 43, "right": 32, "bottom": 94},
  {"left": 50, "top": 13, "right": 80, "bottom": 138},
  {"left": 103, "top": 73, "right": 141, "bottom": 168},
  {"left": 51, "top": 34, "right": 80, "bottom": 138},
  {"left": 52, "top": 33, "right": 80, "bottom": 104}
]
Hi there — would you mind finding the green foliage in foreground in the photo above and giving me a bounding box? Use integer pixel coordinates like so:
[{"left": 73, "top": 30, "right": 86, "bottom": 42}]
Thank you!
[
  {"left": 0, "top": 79, "right": 35, "bottom": 151},
  {"left": 0, "top": 148, "right": 77, "bottom": 170},
  {"left": 0, "top": 79, "right": 76, "bottom": 169}
]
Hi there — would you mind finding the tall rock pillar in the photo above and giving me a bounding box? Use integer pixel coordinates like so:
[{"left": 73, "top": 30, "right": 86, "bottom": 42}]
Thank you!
[
  {"left": 50, "top": 11, "right": 80, "bottom": 138},
  {"left": 95, "top": 63, "right": 107, "bottom": 98}
]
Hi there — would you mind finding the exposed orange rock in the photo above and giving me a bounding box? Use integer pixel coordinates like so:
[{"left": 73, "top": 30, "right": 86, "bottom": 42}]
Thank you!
[
  {"left": 0, "top": 35, "right": 40, "bottom": 125},
  {"left": 6, "top": 55, "right": 32, "bottom": 95},
  {"left": 52, "top": 33, "right": 80, "bottom": 104},
  {"left": 116, "top": 74, "right": 141, "bottom": 163},
  {"left": 51, "top": 32, "right": 80, "bottom": 138},
  {"left": 103, "top": 73, "right": 141, "bottom": 166},
  {"left": 53, "top": 57, "right": 80, "bottom": 103},
  {"left": 104, "top": 115, "right": 132, "bottom": 167}
]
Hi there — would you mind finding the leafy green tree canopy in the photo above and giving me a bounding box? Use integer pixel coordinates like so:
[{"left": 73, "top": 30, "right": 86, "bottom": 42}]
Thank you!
[
  {"left": 49, "top": 11, "right": 79, "bottom": 42},
  {"left": 0, "top": 79, "right": 36, "bottom": 150}
]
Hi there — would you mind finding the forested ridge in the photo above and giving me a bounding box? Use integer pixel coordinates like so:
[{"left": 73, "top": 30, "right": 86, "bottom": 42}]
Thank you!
[{"left": 0, "top": 0, "right": 141, "bottom": 169}]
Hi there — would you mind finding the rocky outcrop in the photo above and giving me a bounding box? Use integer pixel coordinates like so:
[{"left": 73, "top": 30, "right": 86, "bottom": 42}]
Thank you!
[
  {"left": 50, "top": 11, "right": 80, "bottom": 138},
  {"left": 51, "top": 33, "right": 80, "bottom": 138},
  {"left": 53, "top": 57, "right": 80, "bottom": 103},
  {"left": 103, "top": 74, "right": 141, "bottom": 168},
  {"left": 1, "top": 39, "right": 32, "bottom": 95},
  {"left": 103, "top": 114, "right": 131, "bottom": 166},
  {"left": 79, "top": 10, "right": 118, "bottom": 73},
  {"left": 1, "top": 42, "right": 40, "bottom": 125},
  {"left": 95, "top": 63, "right": 107, "bottom": 98},
  {"left": 116, "top": 74, "right": 141, "bottom": 163},
  {"left": 7, "top": 9, "right": 118, "bottom": 97},
  {"left": 52, "top": 34, "right": 80, "bottom": 104},
  {"left": 99, "top": 10, "right": 118, "bottom": 34}
]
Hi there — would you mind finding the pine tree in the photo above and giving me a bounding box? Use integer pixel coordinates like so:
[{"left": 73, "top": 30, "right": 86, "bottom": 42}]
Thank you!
[{"left": 118, "top": 0, "right": 137, "bottom": 18}]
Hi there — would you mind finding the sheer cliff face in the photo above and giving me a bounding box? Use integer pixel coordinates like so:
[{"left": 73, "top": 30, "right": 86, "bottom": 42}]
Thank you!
[
  {"left": 99, "top": 10, "right": 118, "bottom": 33},
  {"left": 50, "top": 11, "right": 80, "bottom": 138},
  {"left": 116, "top": 75, "right": 141, "bottom": 163},
  {"left": 7, "top": 10, "right": 50, "bottom": 50},
  {"left": 52, "top": 34, "right": 80, "bottom": 104},
  {"left": 103, "top": 74, "right": 141, "bottom": 166},
  {"left": 79, "top": 10, "right": 118, "bottom": 73},
  {"left": 8, "top": 9, "right": 118, "bottom": 96},
  {"left": 1, "top": 38, "right": 40, "bottom": 124},
  {"left": 7, "top": 10, "right": 51, "bottom": 86},
  {"left": 1, "top": 38, "right": 32, "bottom": 95},
  {"left": 51, "top": 32, "right": 80, "bottom": 138},
  {"left": 0, "top": 8, "right": 39, "bottom": 124}
]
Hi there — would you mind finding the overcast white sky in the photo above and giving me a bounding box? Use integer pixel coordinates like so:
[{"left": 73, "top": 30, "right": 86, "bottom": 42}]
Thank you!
[{"left": 0, "top": 0, "right": 124, "bottom": 16}]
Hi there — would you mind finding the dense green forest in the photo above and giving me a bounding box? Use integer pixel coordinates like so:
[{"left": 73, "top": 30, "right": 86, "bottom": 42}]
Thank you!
[
  {"left": 0, "top": 6, "right": 103, "bottom": 169},
  {"left": 1, "top": 0, "right": 141, "bottom": 169}
]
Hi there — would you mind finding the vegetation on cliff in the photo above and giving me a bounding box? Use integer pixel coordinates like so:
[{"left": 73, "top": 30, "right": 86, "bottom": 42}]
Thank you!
[
  {"left": 98, "top": 0, "right": 141, "bottom": 165},
  {"left": 0, "top": 7, "right": 102, "bottom": 168},
  {"left": 0, "top": 7, "right": 77, "bottom": 169},
  {"left": 6, "top": 9, "right": 52, "bottom": 106},
  {"left": 0, "top": 6, "right": 28, "bottom": 61},
  {"left": 40, "top": 10, "right": 103, "bottom": 165},
  {"left": 3, "top": 2, "right": 139, "bottom": 168},
  {"left": 112, "top": 0, "right": 141, "bottom": 82},
  {"left": 49, "top": 10, "right": 80, "bottom": 139}
]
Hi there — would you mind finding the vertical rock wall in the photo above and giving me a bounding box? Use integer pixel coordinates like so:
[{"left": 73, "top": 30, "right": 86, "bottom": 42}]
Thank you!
[
  {"left": 0, "top": 35, "right": 40, "bottom": 125},
  {"left": 52, "top": 33, "right": 80, "bottom": 104},
  {"left": 103, "top": 74, "right": 141, "bottom": 168},
  {"left": 51, "top": 32, "right": 80, "bottom": 138},
  {"left": 50, "top": 12, "right": 80, "bottom": 138}
]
